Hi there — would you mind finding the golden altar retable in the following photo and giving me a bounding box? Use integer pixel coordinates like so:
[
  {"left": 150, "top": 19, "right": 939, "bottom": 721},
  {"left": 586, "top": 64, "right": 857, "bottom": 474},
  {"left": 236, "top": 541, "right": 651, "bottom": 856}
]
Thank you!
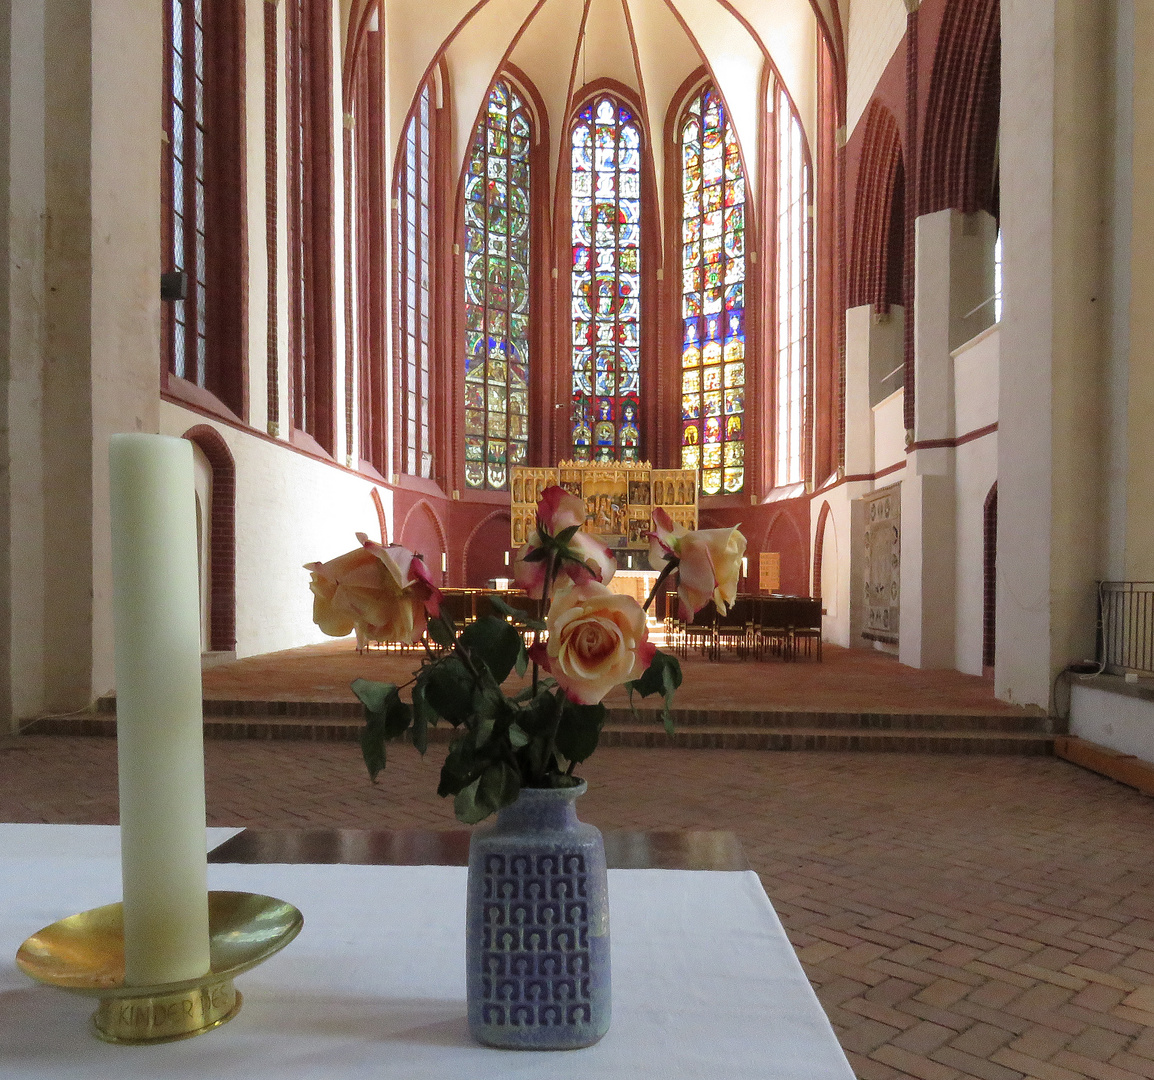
[{"left": 510, "top": 462, "right": 698, "bottom": 554}]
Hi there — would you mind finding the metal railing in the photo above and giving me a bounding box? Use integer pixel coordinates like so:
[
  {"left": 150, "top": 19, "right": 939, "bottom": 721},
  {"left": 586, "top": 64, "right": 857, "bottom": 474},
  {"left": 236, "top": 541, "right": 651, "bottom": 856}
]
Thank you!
[{"left": 1098, "top": 582, "right": 1154, "bottom": 676}]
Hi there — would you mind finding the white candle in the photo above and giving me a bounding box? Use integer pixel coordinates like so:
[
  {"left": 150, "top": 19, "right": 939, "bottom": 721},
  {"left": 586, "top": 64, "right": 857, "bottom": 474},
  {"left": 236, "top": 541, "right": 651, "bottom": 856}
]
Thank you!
[{"left": 110, "top": 434, "right": 211, "bottom": 986}]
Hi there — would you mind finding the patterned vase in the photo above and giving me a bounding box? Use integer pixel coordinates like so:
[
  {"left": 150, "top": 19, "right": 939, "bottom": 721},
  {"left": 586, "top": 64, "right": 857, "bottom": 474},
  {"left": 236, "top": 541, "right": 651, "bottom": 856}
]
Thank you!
[{"left": 465, "top": 781, "right": 610, "bottom": 1049}]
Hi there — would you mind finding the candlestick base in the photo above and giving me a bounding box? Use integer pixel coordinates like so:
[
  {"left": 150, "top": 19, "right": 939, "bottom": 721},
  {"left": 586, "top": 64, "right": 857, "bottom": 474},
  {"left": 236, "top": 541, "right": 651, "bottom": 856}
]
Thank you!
[{"left": 15, "top": 890, "right": 303, "bottom": 1045}]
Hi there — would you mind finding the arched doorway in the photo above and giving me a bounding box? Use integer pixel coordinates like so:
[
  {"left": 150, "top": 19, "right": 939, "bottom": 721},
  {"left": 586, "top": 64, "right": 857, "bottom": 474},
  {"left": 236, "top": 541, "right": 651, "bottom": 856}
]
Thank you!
[{"left": 181, "top": 425, "right": 236, "bottom": 653}]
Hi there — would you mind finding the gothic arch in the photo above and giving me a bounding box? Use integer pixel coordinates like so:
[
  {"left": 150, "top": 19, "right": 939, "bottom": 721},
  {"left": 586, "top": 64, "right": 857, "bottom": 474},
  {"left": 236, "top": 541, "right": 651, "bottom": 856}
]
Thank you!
[
  {"left": 761, "top": 508, "right": 808, "bottom": 596},
  {"left": 463, "top": 510, "right": 513, "bottom": 588},
  {"left": 181, "top": 425, "right": 236, "bottom": 652},
  {"left": 848, "top": 101, "right": 904, "bottom": 312},
  {"left": 812, "top": 500, "right": 832, "bottom": 599},
  {"left": 399, "top": 499, "right": 448, "bottom": 584},
  {"left": 919, "top": 0, "right": 1001, "bottom": 217}
]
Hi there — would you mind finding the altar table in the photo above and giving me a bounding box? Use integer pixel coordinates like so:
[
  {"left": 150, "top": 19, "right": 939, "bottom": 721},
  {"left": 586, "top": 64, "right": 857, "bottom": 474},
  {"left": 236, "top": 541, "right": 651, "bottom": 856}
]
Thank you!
[{"left": 0, "top": 824, "right": 854, "bottom": 1080}]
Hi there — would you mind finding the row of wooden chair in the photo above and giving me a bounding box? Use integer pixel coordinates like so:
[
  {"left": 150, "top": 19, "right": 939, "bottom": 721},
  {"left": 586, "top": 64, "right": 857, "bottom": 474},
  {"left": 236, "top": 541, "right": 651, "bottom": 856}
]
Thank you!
[
  {"left": 361, "top": 589, "right": 531, "bottom": 652},
  {"left": 663, "top": 593, "right": 823, "bottom": 662}
]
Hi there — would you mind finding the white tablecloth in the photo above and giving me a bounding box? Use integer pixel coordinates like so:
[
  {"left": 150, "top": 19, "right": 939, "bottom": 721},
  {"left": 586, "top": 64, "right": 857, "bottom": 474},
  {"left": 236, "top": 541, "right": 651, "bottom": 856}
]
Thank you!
[{"left": 0, "top": 826, "right": 853, "bottom": 1079}]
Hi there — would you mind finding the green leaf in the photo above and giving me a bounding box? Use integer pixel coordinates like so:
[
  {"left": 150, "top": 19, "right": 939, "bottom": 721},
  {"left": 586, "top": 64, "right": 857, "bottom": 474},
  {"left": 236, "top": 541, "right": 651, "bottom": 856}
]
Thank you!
[
  {"left": 515, "top": 641, "right": 529, "bottom": 678},
  {"left": 521, "top": 546, "right": 550, "bottom": 563},
  {"left": 475, "top": 710, "right": 496, "bottom": 747},
  {"left": 423, "top": 657, "right": 475, "bottom": 724},
  {"left": 411, "top": 681, "right": 434, "bottom": 755},
  {"left": 427, "top": 614, "right": 455, "bottom": 649},
  {"left": 460, "top": 616, "right": 522, "bottom": 684},
  {"left": 554, "top": 524, "right": 581, "bottom": 547},
  {"left": 453, "top": 763, "right": 520, "bottom": 824},
  {"left": 453, "top": 777, "right": 487, "bottom": 824},
  {"left": 360, "top": 723, "right": 387, "bottom": 782},
  {"left": 438, "top": 734, "right": 480, "bottom": 797},
  {"left": 351, "top": 678, "right": 400, "bottom": 715},
  {"left": 479, "top": 761, "right": 521, "bottom": 812},
  {"left": 508, "top": 722, "right": 530, "bottom": 748},
  {"left": 353, "top": 679, "right": 411, "bottom": 744},
  {"left": 555, "top": 701, "right": 607, "bottom": 765},
  {"left": 624, "top": 649, "right": 682, "bottom": 735},
  {"left": 486, "top": 594, "right": 522, "bottom": 619}
]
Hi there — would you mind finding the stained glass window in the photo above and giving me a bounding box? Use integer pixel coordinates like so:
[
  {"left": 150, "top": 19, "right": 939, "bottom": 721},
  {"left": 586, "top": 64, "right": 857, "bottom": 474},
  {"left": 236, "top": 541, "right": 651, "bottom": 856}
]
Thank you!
[
  {"left": 775, "top": 89, "right": 810, "bottom": 488},
  {"left": 397, "top": 83, "right": 433, "bottom": 477},
  {"left": 464, "top": 80, "right": 531, "bottom": 490},
  {"left": 680, "top": 87, "right": 745, "bottom": 494},
  {"left": 570, "top": 97, "right": 642, "bottom": 463}
]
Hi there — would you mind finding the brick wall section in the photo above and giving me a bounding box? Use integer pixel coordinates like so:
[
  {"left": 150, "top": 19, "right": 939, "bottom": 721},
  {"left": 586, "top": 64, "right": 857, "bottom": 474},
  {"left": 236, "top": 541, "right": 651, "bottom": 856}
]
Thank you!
[
  {"left": 182, "top": 425, "right": 237, "bottom": 652},
  {"left": 847, "top": 102, "right": 904, "bottom": 312},
  {"left": 901, "top": 5, "right": 919, "bottom": 434},
  {"left": 918, "top": 0, "right": 1001, "bottom": 216},
  {"left": 263, "top": 0, "right": 279, "bottom": 433}
]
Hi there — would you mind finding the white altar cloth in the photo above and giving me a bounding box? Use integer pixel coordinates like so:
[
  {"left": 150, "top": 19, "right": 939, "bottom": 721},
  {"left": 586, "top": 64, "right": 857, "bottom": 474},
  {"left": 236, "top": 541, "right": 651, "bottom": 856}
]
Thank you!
[{"left": 0, "top": 827, "right": 853, "bottom": 1080}]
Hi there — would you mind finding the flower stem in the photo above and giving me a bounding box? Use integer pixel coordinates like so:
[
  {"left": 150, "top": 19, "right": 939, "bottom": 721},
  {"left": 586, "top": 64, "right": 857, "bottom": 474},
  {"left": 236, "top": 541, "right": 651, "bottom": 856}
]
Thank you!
[
  {"left": 642, "top": 559, "right": 679, "bottom": 614},
  {"left": 531, "top": 550, "right": 558, "bottom": 697}
]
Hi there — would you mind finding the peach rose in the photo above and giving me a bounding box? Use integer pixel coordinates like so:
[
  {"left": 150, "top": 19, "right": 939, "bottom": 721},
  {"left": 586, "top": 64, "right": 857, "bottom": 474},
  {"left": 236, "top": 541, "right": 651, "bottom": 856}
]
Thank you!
[
  {"left": 305, "top": 534, "right": 441, "bottom": 647},
  {"left": 649, "top": 508, "right": 747, "bottom": 621},
  {"left": 513, "top": 485, "right": 616, "bottom": 598},
  {"left": 531, "top": 580, "right": 656, "bottom": 705}
]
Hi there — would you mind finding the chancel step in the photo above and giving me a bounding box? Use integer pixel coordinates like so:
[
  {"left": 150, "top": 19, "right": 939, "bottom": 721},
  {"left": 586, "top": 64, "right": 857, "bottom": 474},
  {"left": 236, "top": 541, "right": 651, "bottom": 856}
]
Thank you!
[{"left": 28, "top": 701, "right": 1060, "bottom": 755}]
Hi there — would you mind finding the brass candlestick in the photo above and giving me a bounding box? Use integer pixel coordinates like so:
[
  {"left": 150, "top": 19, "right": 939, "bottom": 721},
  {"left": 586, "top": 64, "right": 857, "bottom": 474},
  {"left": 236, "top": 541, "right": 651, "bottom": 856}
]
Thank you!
[{"left": 16, "top": 890, "right": 303, "bottom": 1045}]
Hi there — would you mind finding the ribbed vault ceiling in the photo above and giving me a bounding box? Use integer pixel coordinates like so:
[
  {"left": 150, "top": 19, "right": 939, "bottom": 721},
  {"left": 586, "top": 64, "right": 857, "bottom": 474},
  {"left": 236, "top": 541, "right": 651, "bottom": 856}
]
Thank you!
[{"left": 366, "top": 0, "right": 841, "bottom": 237}]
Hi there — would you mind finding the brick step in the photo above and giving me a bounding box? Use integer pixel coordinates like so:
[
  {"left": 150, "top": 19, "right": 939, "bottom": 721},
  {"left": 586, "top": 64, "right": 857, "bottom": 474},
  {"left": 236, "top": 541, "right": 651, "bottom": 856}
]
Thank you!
[
  {"left": 24, "top": 712, "right": 1055, "bottom": 754},
  {"left": 91, "top": 696, "right": 1054, "bottom": 734}
]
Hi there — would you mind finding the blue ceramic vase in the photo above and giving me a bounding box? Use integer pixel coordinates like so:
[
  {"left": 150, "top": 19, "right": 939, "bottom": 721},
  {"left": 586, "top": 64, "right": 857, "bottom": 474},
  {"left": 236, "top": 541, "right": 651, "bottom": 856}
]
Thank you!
[{"left": 465, "top": 781, "right": 610, "bottom": 1049}]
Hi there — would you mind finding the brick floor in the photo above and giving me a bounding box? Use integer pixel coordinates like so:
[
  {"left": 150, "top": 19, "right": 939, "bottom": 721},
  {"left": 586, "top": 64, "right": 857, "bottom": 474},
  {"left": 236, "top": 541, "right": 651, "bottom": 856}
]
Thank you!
[{"left": 2, "top": 737, "right": 1153, "bottom": 1080}]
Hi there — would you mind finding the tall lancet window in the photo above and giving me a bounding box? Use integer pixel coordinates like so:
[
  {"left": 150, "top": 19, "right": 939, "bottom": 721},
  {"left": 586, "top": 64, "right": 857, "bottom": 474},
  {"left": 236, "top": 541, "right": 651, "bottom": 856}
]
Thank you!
[
  {"left": 397, "top": 84, "right": 433, "bottom": 477},
  {"left": 571, "top": 97, "right": 642, "bottom": 463},
  {"left": 166, "top": 0, "right": 206, "bottom": 386},
  {"left": 680, "top": 87, "right": 746, "bottom": 495},
  {"left": 163, "top": 0, "right": 243, "bottom": 416},
  {"left": 775, "top": 89, "right": 810, "bottom": 488},
  {"left": 464, "top": 80, "right": 531, "bottom": 490}
]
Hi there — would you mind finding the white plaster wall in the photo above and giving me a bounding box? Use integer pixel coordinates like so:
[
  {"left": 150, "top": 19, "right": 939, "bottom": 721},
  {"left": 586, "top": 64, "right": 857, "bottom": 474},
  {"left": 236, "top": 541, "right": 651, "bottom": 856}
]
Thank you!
[
  {"left": 1071, "top": 683, "right": 1154, "bottom": 765},
  {"left": 846, "top": 0, "right": 907, "bottom": 137},
  {"left": 997, "top": 0, "right": 1057, "bottom": 707},
  {"left": 844, "top": 305, "right": 874, "bottom": 474},
  {"left": 160, "top": 404, "right": 393, "bottom": 662},
  {"left": 811, "top": 482, "right": 863, "bottom": 648},
  {"left": 873, "top": 388, "right": 905, "bottom": 472},
  {"left": 954, "top": 434, "right": 998, "bottom": 676},
  {"left": 953, "top": 326, "right": 1000, "bottom": 435},
  {"left": 89, "top": 0, "right": 165, "bottom": 700}
]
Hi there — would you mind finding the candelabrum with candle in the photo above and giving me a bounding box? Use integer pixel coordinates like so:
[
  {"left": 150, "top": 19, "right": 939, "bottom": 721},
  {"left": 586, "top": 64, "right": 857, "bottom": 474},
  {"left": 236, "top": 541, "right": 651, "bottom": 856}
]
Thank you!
[
  {"left": 14, "top": 435, "right": 301, "bottom": 1044},
  {"left": 16, "top": 890, "right": 303, "bottom": 1044}
]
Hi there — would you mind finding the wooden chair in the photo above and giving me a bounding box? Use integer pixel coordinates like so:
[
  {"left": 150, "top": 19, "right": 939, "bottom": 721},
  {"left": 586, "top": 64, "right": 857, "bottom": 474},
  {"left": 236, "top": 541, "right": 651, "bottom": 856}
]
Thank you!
[
  {"left": 681, "top": 600, "right": 718, "bottom": 660},
  {"left": 715, "top": 596, "right": 756, "bottom": 658}
]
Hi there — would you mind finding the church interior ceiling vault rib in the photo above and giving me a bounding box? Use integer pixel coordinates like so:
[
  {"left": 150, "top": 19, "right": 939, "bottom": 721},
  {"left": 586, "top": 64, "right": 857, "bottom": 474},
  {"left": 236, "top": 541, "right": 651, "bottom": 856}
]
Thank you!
[{"left": 367, "top": 0, "right": 842, "bottom": 245}]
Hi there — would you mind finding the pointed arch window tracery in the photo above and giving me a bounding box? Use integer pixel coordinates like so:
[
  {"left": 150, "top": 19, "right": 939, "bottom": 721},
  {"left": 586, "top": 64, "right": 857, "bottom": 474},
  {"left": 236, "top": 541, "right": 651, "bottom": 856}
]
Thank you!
[
  {"left": 570, "top": 96, "right": 642, "bottom": 463},
  {"left": 679, "top": 85, "right": 746, "bottom": 494},
  {"left": 463, "top": 79, "right": 532, "bottom": 491},
  {"left": 774, "top": 87, "right": 810, "bottom": 489}
]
